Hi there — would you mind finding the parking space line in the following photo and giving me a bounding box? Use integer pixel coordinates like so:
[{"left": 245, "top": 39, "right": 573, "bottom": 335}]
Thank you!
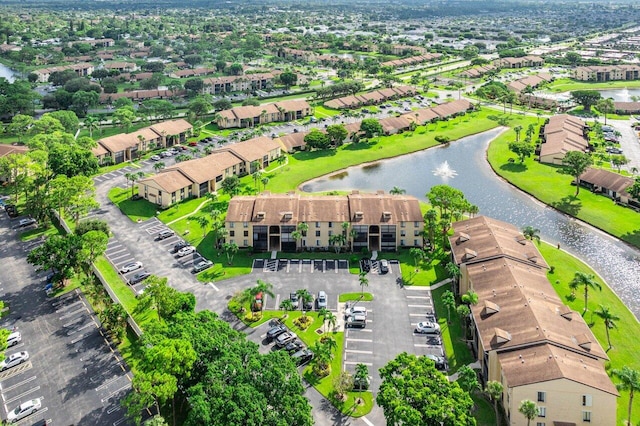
[
  {"left": 107, "top": 405, "right": 122, "bottom": 415},
  {"left": 55, "top": 300, "right": 82, "bottom": 312},
  {"left": 344, "top": 361, "right": 373, "bottom": 366},
  {"left": 407, "top": 304, "right": 431, "bottom": 308},
  {"left": 96, "top": 375, "right": 124, "bottom": 391},
  {"left": 345, "top": 338, "right": 373, "bottom": 343},
  {"left": 414, "top": 343, "right": 441, "bottom": 348},
  {"left": 5, "top": 385, "right": 40, "bottom": 404},
  {"left": 207, "top": 282, "right": 219, "bottom": 291},
  {"left": 406, "top": 296, "right": 431, "bottom": 299},
  {"left": 113, "top": 417, "right": 128, "bottom": 426},
  {"left": 105, "top": 248, "right": 127, "bottom": 257},
  {"left": 70, "top": 333, "right": 91, "bottom": 344},
  {"left": 59, "top": 307, "right": 88, "bottom": 319},
  {"left": 408, "top": 313, "right": 427, "bottom": 317},
  {"left": 2, "top": 375, "right": 36, "bottom": 392},
  {"left": 345, "top": 349, "right": 373, "bottom": 354}
]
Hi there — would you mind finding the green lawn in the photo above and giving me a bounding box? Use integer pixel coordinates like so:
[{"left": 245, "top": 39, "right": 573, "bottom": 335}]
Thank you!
[
  {"left": 338, "top": 293, "right": 374, "bottom": 302},
  {"left": 108, "top": 187, "right": 157, "bottom": 222},
  {"left": 486, "top": 124, "right": 640, "bottom": 248},
  {"left": 265, "top": 109, "right": 500, "bottom": 193},
  {"left": 545, "top": 78, "right": 640, "bottom": 93},
  {"left": 313, "top": 105, "right": 342, "bottom": 118}
]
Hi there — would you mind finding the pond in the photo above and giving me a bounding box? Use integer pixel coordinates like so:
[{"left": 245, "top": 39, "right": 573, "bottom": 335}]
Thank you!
[
  {"left": 0, "top": 62, "right": 17, "bottom": 82},
  {"left": 597, "top": 88, "right": 640, "bottom": 102},
  {"left": 302, "top": 128, "right": 640, "bottom": 319}
]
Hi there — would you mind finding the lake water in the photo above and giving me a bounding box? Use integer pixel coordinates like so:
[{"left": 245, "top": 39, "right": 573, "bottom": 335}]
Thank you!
[
  {"left": 597, "top": 88, "right": 640, "bottom": 102},
  {"left": 0, "top": 62, "right": 17, "bottom": 82},
  {"left": 302, "top": 128, "right": 640, "bottom": 319}
]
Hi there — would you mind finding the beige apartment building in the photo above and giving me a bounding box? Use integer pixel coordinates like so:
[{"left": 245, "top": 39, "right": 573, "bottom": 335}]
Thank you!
[
  {"left": 216, "top": 100, "right": 312, "bottom": 129},
  {"left": 573, "top": 64, "right": 640, "bottom": 81},
  {"left": 449, "top": 216, "right": 617, "bottom": 426},
  {"left": 225, "top": 191, "right": 424, "bottom": 252}
]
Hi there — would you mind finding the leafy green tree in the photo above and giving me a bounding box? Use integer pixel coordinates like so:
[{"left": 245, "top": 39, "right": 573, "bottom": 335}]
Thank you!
[
  {"left": 325, "top": 124, "right": 348, "bottom": 146},
  {"left": 99, "top": 303, "right": 128, "bottom": 341},
  {"left": 27, "top": 234, "right": 83, "bottom": 285},
  {"left": 360, "top": 118, "right": 383, "bottom": 138},
  {"left": 409, "top": 247, "right": 426, "bottom": 270},
  {"left": 612, "top": 366, "right": 640, "bottom": 426},
  {"left": 47, "top": 110, "right": 79, "bottom": 134},
  {"left": 442, "top": 290, "right": 456, "bottom": 323},
  {"left": 570, "top": 90, "right": 602, "bottom": 112},
  {"left": 71, "top": 90, "right": 99, "bottom": 116},
  {"left": 8, "top": 114, "right": 34, "bottom": 142},
  {"left": 134, "top": 276, "right": 196, "bottom": 321},
  {"left": 569, "top": 271, "right": 601, "bottom": 312},
  {"left": 278, "top": 71, "right": 297, "bottom": 88},
  {"left": 220, "top": 175, "right": 240, "bottom": 196},
  {"left": 627, "top": 177, "right": 640, "bottom": 201},
  {"left": 377, "top": 352, "right": 475, "bottom": 426},
  {"left": 485, "top": 381, "right": 504, "bottom": 426},
  {"left": 31, "top": 115, "right": 64, "bottom": 135},
  {"left": 508, "top": 140, "right": 534, "bottom": 163},
  {"left": 79, "top": 230, "right": 108, "bottom": 278},
  {"left": 460, "top": 289, "right": 478, "bottom": 305},
  {"left": 594, "top": 304, "right": 619, "bottom": 350},
  {"left": 561, "top": 151, "right": 593, "bottom": 196},
  {"left": 304, "top": 128, "right": 331, "bottom": 150},
  {"left": 611, "top": 154, "right": 629, "bottom": 173},
  {"left": 456, "top": 365, "right": 480, "bottom": 393},
  {"left": 125, "top": 370, "right": 177, "bottom": 425},
  {"left": 113, "top": 107, "right": 136, "bottom": 132},
  {"left": 332, "top": 371, "right": 354, "bottom": 401},
  {"left": 518, "top": 400, "right": 538, "bottom": 426},
  {"left": 213, "top": 98, "right": 232, "bottom": 111}
]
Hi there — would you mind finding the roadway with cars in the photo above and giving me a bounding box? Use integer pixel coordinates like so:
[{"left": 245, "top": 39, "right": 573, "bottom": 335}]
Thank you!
[{"left": 0, "top": 210, "right": 134, "bottom": 425}]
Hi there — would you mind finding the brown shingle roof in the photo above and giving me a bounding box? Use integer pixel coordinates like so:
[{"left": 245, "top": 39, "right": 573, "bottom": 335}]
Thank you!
[
  {"left": 150, "top": 119, "right": 192, "bottom": 136},
  {"left": 449, "top": 216, "right": 549, "bottom": 269},
  {"left": 278, "top": 132, "right": 308, "bottom": 152},
  {"left": 220, "top": 136, "right": 281, "bottom": 163},
  {"left": 139, "top": 170, "right": 192, "bottom": 193},
  {"left": 579, "top": 168, "right": 634, "bottom": 198},
  {"left": 164, "top": 151, "right": 241, "bottom": 184},
  {"left": 0, "top": 144, "right": 28, "bottom": 158}
]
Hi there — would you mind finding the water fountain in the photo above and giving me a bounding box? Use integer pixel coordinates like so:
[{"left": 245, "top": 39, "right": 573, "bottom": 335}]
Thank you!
[{"left": 432, "top": 160, "right": 458, "bottom": 178}]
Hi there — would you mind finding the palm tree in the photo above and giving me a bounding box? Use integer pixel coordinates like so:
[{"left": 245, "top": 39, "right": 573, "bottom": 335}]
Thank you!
[
  {"left": 518, "top": 399, "right": 538, "bottom": 426},
  {"left": 354, "top": 363, "right": 369, "bottom": 403},
  {"left": 594, "top": 304, "right": 619, "bottom": 350},
  {"left": 612, "top": 366, "right": 640, "bottom": 426},
  {"left": 279, "top": 298, "right": 294, "bottom": 315},
  {"left": 194, "top": 215, "right": 210, "bottom": 238},
  {"left": 461, "top": 290, "right": 478, "bottom": 305},
  {"left": 324, "top": 312, "right": 337, "bottom": 333},
  {"left": 569, "top": 271, "right": 601, "bottom": 313},
  {"left": 84, "top": 115, "right": 99, "bottom": 138},
  {"left": 445, "top": 262, "right": 461, "bottom": 285},
  {"left": 424, "top": 209, "right": 437, "bottom": 250},
  {"left": 389, "top": 186, "right": 406, "bottom": 195},
  {"left": 522, "top": 226, "right": 541, "bottom": 243},
  {"left": 153, "top": 161, "right": 166, "bottom": 173},
  {"left": 296, "top": 289, "right": 313, "bottom": 317},
  {"left": 251, "top": 279, "right": 275, "bottom": 312},
  {"left": 358, "top": 272, "right": 369, "bottom": 296},
  {"left": 514, "top": 125, "right": 523, "bottom": 142},
  {"left": 442, "top": 290, "right": 456, "bottom": 323},
  {"left": 485, "top": 380, "right": 504, "bottom": 426},
  {"left": 261, "top": 176, "right": 269, "bottom": 191},
  {"left": 409, "top": 247, "right": 426, "bottom": 271}
]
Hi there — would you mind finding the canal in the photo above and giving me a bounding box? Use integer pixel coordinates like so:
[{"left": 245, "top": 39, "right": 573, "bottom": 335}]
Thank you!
[{"left": 302, "top": 127, "right": 640, "bottom": 319}]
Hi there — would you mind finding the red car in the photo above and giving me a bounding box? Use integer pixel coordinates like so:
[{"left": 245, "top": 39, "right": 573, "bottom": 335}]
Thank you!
[
  {"left": 189, "top": 141, "right": 198, "bottom": 146},
  {"left": 252, "top": 292, "right": 263, "bottom": 312}
]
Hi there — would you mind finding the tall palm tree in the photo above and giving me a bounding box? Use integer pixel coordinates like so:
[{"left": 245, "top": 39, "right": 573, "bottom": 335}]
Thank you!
[
  {"left": 522, "top": 225, "right": 541, "bottom": 243},
  {"left": 84, "top": 115, "right": 99, "bottom": 138},
  {"left": 358, "top": 272, "right": 369, "bottom": 296},
  {"left": 612, "top": 366, "right": 640, "bottom": 426},
  {"left": 296, "top": 289, "right": 313, "bottom": 317},
  {"left": 354, "top": 363, "right": 369, "bottom": 403},
  {"left": 569, "top": 271, "right": 601, "bottom": 313},
  {"left": 324, "top": 312, "right": 337, "bottom": 333},
  {"left": 251, "top": 279, "right": 275, "bottom": 312},
  {"left": 389, "top": 186, "right": 406, "bottom": 195},
  {"left": 594, "top": 304, "right": 619, "bottom": 350},
  {"left": 485, "top": 380, "right": 504, "bottom": 426},
  {"left": 153, "top": 161, "right": 166, "bottom": 173},
  {"left": 461, "top": 290, "right": 478, "bottom": 305},
  {"left": 513, "top": 125, "right": 523, "bottom": 142},
  {"left": 518, "top": 400, "right": 538, "bottom": 426}
]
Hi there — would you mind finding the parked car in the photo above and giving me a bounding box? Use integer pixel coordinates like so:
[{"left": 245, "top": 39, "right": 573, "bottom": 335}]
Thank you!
[
  {"left": 379, "top": 259, "right": 389, "bottom": 273},
  {"left": 346, "top": 314, "right": 367, "bottom": 328},
  {"left": 150, "top": 155, "right": 161, "bottom": 161},
  {"left": 291, "top": 349, "right": 314, "bottom": 366},
  {"left": 303, "top": 295, "right": 314, "bottom": 311},
  {"left": 193, "top": 259, "right": 213, "bottom": 273},
  {"left": 0, "top": 351, "right": 29, "bottom": 371},
  {"left": 7, "top": 398, "right": 42, "bottom": 423},
  {"left": 289, "top": 292, "right": 299, "bottom": 309},
  {"left": 157, "top": 230, "right": 174, "bottom": 240},
  {"left": 266, "top": 324, "right": 287, "bottom": 342},
  {"left": 284, "top": 340, "right": 304, "bottom": 354},
  {"left": 173, "top": 241, "right": 189, "bottom": 252},
  {"left": 415, "top": 321, "right": 441, "bottom": 334},
  {"left": 119, "top": 261, "right": 142, "bottom": 274},
  {"left": 6, "top": 331, "right": 21, "bottom": 347},
  {"left": 176, "top": 245, "right": 196, "bottom": 257},
  {"left": 353, "top": 374, "right": 370, "bottom": 390},
  {"left": 275, "top": 331, "right": 298, "bottom": 348},
  {"left": 129, "top": 271, "right": 151, "bottom": 285},
  {"left": 426, "top": 354, "right": 447, "bottom": 370},
  {"left": 18, "top": 218, "right": 37, "bottom": 228},
  {"left": 344, "top": 305, "right": 367, "bottom": 318},
  {"left": 316, "top": 290, "right": 327, "bottom": 310}
]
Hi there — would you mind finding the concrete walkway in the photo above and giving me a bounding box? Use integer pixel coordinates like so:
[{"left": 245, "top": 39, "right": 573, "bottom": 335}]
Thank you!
[
  {"left": 166, "top": 199, "right": 210, "bottom": 225},
  {"left": 448, "top": 361, "right": 482, "bottom": 381}
]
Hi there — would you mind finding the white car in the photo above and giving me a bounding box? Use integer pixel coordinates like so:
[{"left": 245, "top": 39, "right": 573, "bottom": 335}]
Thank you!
[
  {"left": 176, "top": 246, "right": 196, "bottom": 257},
  {"left": 344, "top": 305, "right": 367, "bottom": 318},
  {"left": 7, "top": 398, "right": 41, "bottom": 423},
  {"left": 0, "top": 351, "right": 29, "bottom": 371},
  {"left": 6, "top": 331, "right": 21, "bottom": 347},
  {"left": 150, "top": 155, "right": 161, "bottom": 161},
  {"left": 18, "top": 218, "right": 37, "bottom": 227},
  {"left": 120, "top": 262, "right": 143, "bottom": 274},
  {"left": 415, "top": 321, "right": 441, "bottom": 334}
]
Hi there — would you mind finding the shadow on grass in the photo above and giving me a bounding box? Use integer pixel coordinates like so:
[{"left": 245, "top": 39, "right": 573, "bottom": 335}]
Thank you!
[
  {"left": 293, "top": 149, "right": 338, "bottom": 161},
  {"left": 551, "top": 195, "right": 583, "bottom": 216},
  {"left": 499, "top": 162, "right": 527, "bottom": 173},
  {"left": 303, "top": 370, "right": 322, "bottom": 386},
  {"left": 343, "top": 142, "right": 373, "bottom": 151},
  {"left": 621, "top": 227, "right": 640, "bottom": 249}
]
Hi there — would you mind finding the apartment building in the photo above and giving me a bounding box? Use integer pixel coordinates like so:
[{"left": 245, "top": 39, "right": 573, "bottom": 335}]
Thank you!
[
  {"left": 448, "top": 216, "right": 617, "bottom": 426},
  {"left": 32, "top": 62, "right": 94, "bottom": 83},
  {"left": 225, "top": 191, "right": 424, "bottom": 252},
  {"left": 573, "top": 64, "right": 640, "bottom": 81},
  {"left": 494, "top": 55, "right": 544, "bottom": 69},
  {"left": 539, "top": 115, "right": 589, "bottom": 165},
  {"left": 216, "top": 100, "right": 312, "bottom": 129}
]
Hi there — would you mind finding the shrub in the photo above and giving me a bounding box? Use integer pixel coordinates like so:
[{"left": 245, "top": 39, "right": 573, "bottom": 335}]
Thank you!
[{"left": 293, "top": 315, "right": 313, "bottom": 330}]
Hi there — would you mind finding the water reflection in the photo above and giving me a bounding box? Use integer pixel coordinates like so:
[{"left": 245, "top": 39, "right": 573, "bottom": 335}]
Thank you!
[
  {"left": 302, "top": 128, "right": 640, "bottom": 319},
  {"left": 597, "top": 88, "right": 640, "bottom": 102}
]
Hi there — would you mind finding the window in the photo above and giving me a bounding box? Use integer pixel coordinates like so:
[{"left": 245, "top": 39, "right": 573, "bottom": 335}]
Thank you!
[
  {"left": 536, "top": 423, "right": 546, "bottom": 426},
  {"left": 582, "top": 395, "right": 592, "bottom": 407},
  {"left": 316, "top": 230, "right": 321, "bottom": 237},
  {"left": 414, "top": 230, "right": 420, "bottom": 236},
  {"left": 243, "top": 222, "right": 248, "bottom": 228},
  {"left": 243, "top": 240, "right": 248, "bottom": 246},
  {"left": 538, "top": 407, "right": 546, "bottom": 418},
  {"left": 400, "top": 222, "right": 406, "bottom": 228},
  {"left": 229, "top": 231, "right": 235, "bottom": 237},
  {"left": 243, "top": 231, "right": 248, "bottom": 237},
  {"left": 582, "top": 411, "right": 591, "bottom": 422},
  {"left": 414, "top": 239, "right": 419, "bottom": 246},
  {"left": 537, "top": 392, "right": 546, "bottom": 403},
  {"left": 229, "top": 222, "right": 234, "bottom": 228},
  {"left": 400, "top": 230, "right": 406, "bottom": 236},
  {"left": 328, "top": 222, "right": 333, "bottom": 228},
  {"left": 316, "top": 240, "right": 320, "bottom": 246},
  {"left": 328, "top": 231, "right": 333, "bottom": 237},
  {"left": 400, "top": 239, "right": 405, "bottom": 246},
  {"left": 414, "top": 221, "right": 420, "bottom": 227},
  {"left": 315, "top": 222, "right": 320, "bottom": 228}
]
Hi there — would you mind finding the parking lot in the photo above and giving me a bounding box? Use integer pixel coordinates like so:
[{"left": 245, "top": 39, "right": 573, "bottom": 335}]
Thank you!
[{"left": 0, "top": 211, "right": 135, "bottom": 425}]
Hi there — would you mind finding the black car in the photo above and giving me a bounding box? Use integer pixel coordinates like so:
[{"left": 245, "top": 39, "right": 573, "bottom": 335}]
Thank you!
[
  {"left": 284, "top": 340, "right": 304, "bottom": 354},
  {"left": 173, "top": 241, "right": 188, "bottom": 252},
  {"left": 129, "top": 271, "right": 151, "bottom": 284},
  {"left": 291, "top": 349, "right": 314, "bottom": 366},
  {"left": 266, "top": 324, "right": 287, "bottom": 342},
  {"left": 426, "top": 354, "right": 447, "bottom": 370}
]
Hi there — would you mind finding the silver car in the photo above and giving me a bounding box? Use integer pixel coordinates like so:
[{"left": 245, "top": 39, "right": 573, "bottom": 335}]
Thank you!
[
  {"left": 119, "top": 261, "right": 142, "bottom": 273},
  {"left": 177, "top": 246, "right": 196, "bottom": 257},
  {"left": 0, "top": 351, "right": 29, "bottom": 371}
]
